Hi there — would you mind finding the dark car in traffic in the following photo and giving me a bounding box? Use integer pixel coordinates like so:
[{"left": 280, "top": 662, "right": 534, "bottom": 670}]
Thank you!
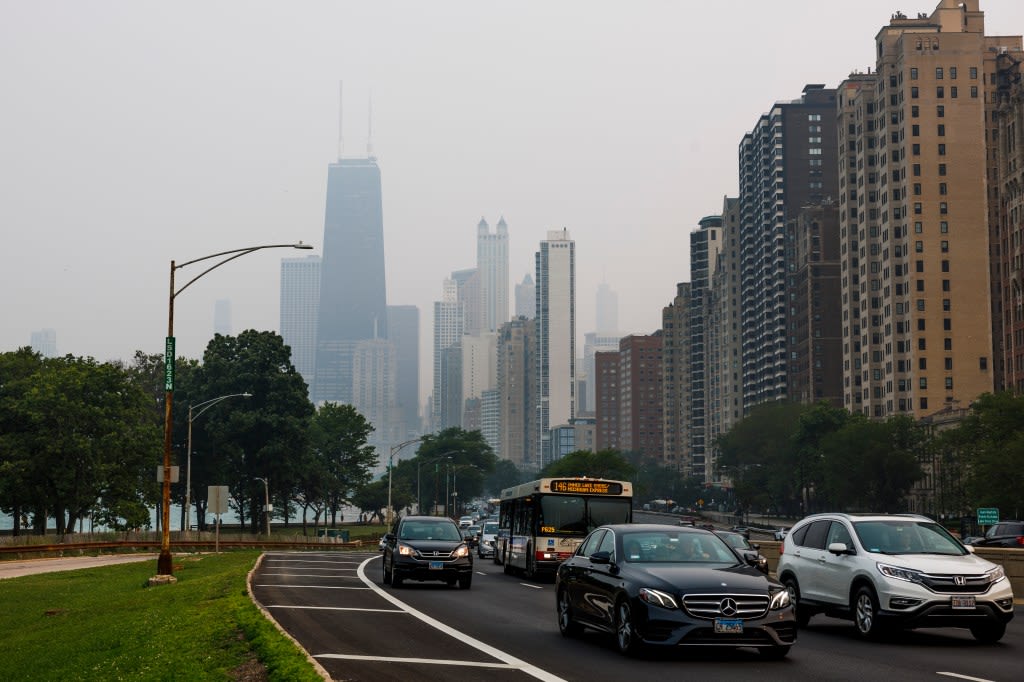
[
  {"left": 970, "top": 521, "right": 1024, "bottom": 548},
  {"left": 715, "top": 530, "right": 769, "bottom": 575},
  {"left": 382, "top": 515, "right": 473, "bottom": 589},
  {"left": 555, "top": 524, "right": 796, "bottom": 658}
]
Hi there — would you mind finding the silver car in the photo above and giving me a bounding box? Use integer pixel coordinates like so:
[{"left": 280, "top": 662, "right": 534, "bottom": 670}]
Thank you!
[{"left": 477, "top": 520, "right": 499, "bottom": 558}]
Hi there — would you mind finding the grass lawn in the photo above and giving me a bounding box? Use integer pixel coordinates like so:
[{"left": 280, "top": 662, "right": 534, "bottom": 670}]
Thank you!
[{"left": 0, "top": 551, "right": 323, "bottom": 681}]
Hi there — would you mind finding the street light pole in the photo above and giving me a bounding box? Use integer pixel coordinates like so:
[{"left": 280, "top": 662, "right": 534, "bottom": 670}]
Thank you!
[
  {"left": 254, "top": 477, "right": 271, "bottom": 536},
  {"left": 451, "top": 464, "right": 480, "bottom": 519},
  {"left": 386, "top": 437, "right": 425, "bottom": 528},
  {"left": 184, "top": 392, "right": 252, "bottom": 536},
  {"left": 416, "top": 451, "right": 459, "bottom": 515},
  {"left": 155, "top": 241, "right": 312, "bottom": 582}
]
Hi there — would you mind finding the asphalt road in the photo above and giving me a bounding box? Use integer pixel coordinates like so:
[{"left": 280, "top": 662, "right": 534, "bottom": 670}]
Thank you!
[{"left": 250, "top": 550, "right": 1022, "bottom": 682}]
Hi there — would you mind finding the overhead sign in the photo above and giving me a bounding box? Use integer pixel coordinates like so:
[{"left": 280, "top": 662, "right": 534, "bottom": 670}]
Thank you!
[
  {"left": 976, "top": 507, "right": 999, "bottom": 525},
  {"left": 549, "top": 479, "right": 623, "bottom": 496},
  {"left": 164, "top": 337, "right": 175, "bottom": 391}
]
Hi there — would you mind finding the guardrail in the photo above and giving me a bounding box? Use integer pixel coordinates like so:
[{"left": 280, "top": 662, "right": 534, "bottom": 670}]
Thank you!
[{"left": 0, "top": 538, "right": 375, "bottom": 559}]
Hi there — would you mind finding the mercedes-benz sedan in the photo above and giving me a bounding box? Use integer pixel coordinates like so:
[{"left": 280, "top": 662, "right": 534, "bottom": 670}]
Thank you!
[{"left": 555, "top": 524, "right": 796, "bottom": 658}]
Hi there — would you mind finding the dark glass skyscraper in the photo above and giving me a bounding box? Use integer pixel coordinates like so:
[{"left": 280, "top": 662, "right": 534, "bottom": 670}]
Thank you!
[{"left": 314, "top": 158, "right": 388, "bottom": 404}]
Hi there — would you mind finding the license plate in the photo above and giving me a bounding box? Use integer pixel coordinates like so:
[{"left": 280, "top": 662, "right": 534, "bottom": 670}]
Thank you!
[
  {"left": 951, "top": 596, "right": 975, "bottom": 610},
  {"left": 714, "top": 618, "right": 743, "bottom": 634},
  {"left": 429, "top": 561, "right": 444, "bottom": 570}
]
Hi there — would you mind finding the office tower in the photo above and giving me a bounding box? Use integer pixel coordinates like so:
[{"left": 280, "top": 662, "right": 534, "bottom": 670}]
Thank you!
[
  {"left": 29, "top": 329, "right": 56, "bottom": 358},
  {"left": 596, "top": 281, "right": 619, "bottom": 336},
  {"left": 689, "top": 216, "right": 722, "bottom": 476},
  {"left": 351, "top": 338, "right": 398, "bottom": 462},
  {"left": 535, "top": 229, "right": 576, "bottom": 468},
  {"left": 739, "top": 84, "right": 839, "bottom": 411},
  {"left": 432, "top": 279, "right": 464, "bottom": 430},
  {"left": 786, "top": 202, "right": 843, "bottom": 405},
  {"left": 477, "top": 217, "right": 509, "bottom": 333},
  {"left": 515, "top": 274, "right": 535, "bottom": 319},
  {"left": 280, "top": 255, "right": 321, "bottom": 394},
  {"left": 314, "top": 157, "right": 387, "bottom": 405},
  {"left": 583, "top": 332, "right": 621, "bottom": 417},
  {"left": 480, "top": 389, "right": 500, "bottom": 455},
  {"left": 461, "top": 333, "right": 497, "bottom": 423},
  {"left": 837, "top": 1, "right": 1017, "bottom": 417},
  {"left": 497, "top": 316, "right": 537, "bottom": 467},
  {"left": 996, "top": 50, "right": 1024, "bottom": 392},
  {"left": 662, "top": 283, "right": 693, "bottom": 473},
  {"left": 387, "top": 305, "right": 420, "bottom": 439},
  {"left": 617, "top": 333, "right": 664, "bottom": 461},
  {"left": 706, "top": 196, "right": 743, "bottom": 479},
  {"left": 450, "top": 268, "right": 481, "bottom": 338},
  {"left": 213, "top": 299, "right": 232, "bottom": 336},
  {"left": 594, "top": 350, "right": 620, "bottom": 452}
]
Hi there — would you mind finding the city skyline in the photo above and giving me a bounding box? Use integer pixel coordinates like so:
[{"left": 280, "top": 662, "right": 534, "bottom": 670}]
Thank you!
[{"left": 5, "top": 1, "right": 1024, "bottom": 411}]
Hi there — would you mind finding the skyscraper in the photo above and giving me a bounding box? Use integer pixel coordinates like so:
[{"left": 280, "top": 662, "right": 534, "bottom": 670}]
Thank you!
[
  {"left": 536, "top": 229, "right": 575, "bottom": 469},
  {"left": 314, "top": 157, "right": 387, "bottom": 405},
  {"left": 29, "top": 329, "right": 57, "bottom": 358},
  {"left": 387, "top": 304, "right": 420, "bottom": 439},
  {"left": 477, "top": 217, "right": 509, "bottom": 334},
  {"left": 515, "top": 274, "right": 535, "bottom": 319},
  {"left": 432, "top": 278, "right": 464, "bottom": 430},
  {"left": 280, "top": 254, "right": 321, "bottom": 395}
]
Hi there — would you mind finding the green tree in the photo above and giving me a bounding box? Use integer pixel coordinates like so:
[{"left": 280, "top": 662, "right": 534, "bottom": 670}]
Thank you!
[
  {"left": 540, "top": 449, "right": 636, "bottom": 481},
  {"left": 0, "top": 348, "right": 48, "bottom": 534},
  {"left": 405, "top": 428, "right": 498, "bottom": 516},
  {"left": 792, "top": 402, "right": 852, "bottom": 514},
  {"left": 484, "top": 459, "right": 525, "bottom": 498},
  {"left": 949, "top": 392, "right": 1024, "bottom": 517},
  {"left": 196, "top": 330, "right": 313, "bottom": 532}
]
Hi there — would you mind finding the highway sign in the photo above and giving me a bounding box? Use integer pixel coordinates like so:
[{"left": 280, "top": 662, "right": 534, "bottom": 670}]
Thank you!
[{"left": 977, "top": 507, "right": 999, "bottom": 525}]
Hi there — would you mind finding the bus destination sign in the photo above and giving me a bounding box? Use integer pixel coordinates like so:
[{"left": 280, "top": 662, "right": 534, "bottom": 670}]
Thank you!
[{"left": 550, "top": 479, "right": 623, "bottom": 495}]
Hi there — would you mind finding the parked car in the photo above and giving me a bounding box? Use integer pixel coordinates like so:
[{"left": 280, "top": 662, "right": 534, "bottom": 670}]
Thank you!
[
  {"left": 715, "top": 530, "right": 769, "bottom": 575},
  {"left": 381, "top": 515, "right": 473, "bottom": 589},
  {"left": 555, "top": 524, "right": 796, "bottom": 658},
  {"left": 777, "top": 513, "right": 1013, "bottom": 642},
  {"left": 969, "top": 521, "right": 1024, "bottom": 548},
  {"left": 477, "top": 520, "right": 499, "bottom": 558}
]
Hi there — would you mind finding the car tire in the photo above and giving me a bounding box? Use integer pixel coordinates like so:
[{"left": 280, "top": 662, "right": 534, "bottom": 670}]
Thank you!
[
  {"left": 458, "top": 573, "right": 472, "bottom": 590},
  {"left": 391, "top": 561, "right": 404, "bottom": 588},
  {"left": 783, "top": 577, "right": 811, "bottom": 627},
  {"left": 852, "top": 585, "right": 883, "bottom": 639},
  {"left": 614, "top": 598, "right": 641, "bottom": 656},
  {"left": 760, "top": 645, "right": 791, "bottom": 660},
  {"left": 969, "top": 621, "right": 1006, "bottom": 643},
  {"left": 382, "top": 556, "right": 391, "bottom": 585},
  {"left": 557, "top": 588, "right": 583, "bottom": 637}
]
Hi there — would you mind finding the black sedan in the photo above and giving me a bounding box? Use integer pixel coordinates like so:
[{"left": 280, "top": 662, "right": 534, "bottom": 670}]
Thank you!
[
  {"left": 382, "top": 515, "right": 473, "bottom": 589},
  {"left": 715, "top": 530, "right": 769, "bottom": 575},
  {"left": 555, "top": 524, "right": 796, "bottom": 658}
]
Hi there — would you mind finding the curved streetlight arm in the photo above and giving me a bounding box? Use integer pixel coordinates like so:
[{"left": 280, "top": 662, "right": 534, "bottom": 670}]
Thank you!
[
  {"left": 173, "top": 242, "right": 313, "bottom": 300},
  {"left": 386, "top": 437, "right": 426, "bottom": 527},
  {"left": 191, "top": 392, "right": 253, "bottom": 421}
]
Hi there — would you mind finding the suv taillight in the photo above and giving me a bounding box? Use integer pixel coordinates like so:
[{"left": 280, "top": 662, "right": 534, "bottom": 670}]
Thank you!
[{"left": 1017, "top": 536, "right": 1024, "bottom": 547}]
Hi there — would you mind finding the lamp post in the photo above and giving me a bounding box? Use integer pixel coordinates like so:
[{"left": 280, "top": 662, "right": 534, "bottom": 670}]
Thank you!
[
  {"left": 386, "top": 437, "right": 425, "bottom": 528},
  {"left": 254, "top": 477, "right": 271, "bottom": 536},
  {"left": 450, "top": 464, "right": 480, "bottom": 519},
  {"left": 417, "top": 452, "right": 459, "bottom": 515},
  {"left": 184, "top": 392, "right": 252, "bottom": 536},
  {"left": 155, "top": 241, "right": 313, "bottom": 581}
]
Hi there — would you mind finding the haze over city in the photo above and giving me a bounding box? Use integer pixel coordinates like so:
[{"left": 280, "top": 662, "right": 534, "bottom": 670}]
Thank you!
[{"left": 4, "top": 0, "right": 1024, "bottom": 404}]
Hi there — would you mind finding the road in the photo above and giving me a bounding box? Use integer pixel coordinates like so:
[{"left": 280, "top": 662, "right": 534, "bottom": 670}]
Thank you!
[{"left": 250, "top": 550, "right": 1021, "bottom": 682}]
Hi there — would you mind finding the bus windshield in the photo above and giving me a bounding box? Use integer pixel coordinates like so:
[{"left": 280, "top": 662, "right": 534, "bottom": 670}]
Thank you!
[{"left": 539, "top": 495, "right": 632, "bottom": 536}]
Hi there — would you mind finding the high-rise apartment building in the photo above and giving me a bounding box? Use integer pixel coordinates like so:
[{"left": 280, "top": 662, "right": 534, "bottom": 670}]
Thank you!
[
  {"left": 594, "top": 349, "right": 620, "bottom": 452},
  {"left": 617, "top": 333, "right": 664, "bottom": 461},
  {"left": 583, "top": 332, "right": 621, "bottom": 416},
  {"left": 497, "top": 316, "right": 537, "bottom": 467},
  {"left": 387, "top": 304, "right": 420, "bottom": 439},
  {"left": 515, "top": 274, "right": 535, "bottom": 319},
  {"left": 662, "top": 282, "right": 693, "bottom": 474},
  {"left": 535, "top": 229, "right": 576, "bottom": 469},
  {"left": 29, "top": 329, "right": 57, "bottom": 358},
  {"left": 837, "top": 0, "right": 1017, "bottom": 416},
  {"left": 314, "top": 157, "right": 388, "bottom": 405},
  {"left": 280, "top": 255, "right": 321, "bottom": 394},
  {"left": 996, "top": 49, "right": 1024, "bottom": 392},
  {"left": 689, "top": 216, "right": 722, "bottom": 476},
  {"left": 739, "top": 84, "right": 839, "bottom": 410},
  {"left": 432, "top": 278, "right": 464, "bottom": 430},
  {"left": 477, "top": 218, "right": 509, "bottom": 334}
]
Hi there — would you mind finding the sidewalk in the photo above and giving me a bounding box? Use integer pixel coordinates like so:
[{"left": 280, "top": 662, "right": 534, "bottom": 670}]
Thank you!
[{"left": 0, "top": 554, "right": 157, "bottom": 580}]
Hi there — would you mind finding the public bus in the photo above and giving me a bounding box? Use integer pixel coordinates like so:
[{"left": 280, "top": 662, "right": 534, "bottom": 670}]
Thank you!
[{"left": 495, "top": 477, "right": 633, "bottom": 578}]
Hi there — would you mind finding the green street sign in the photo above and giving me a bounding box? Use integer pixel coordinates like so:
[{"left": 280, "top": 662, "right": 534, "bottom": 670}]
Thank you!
[
  {"left": 977, "top": 507, "right": 999, "bottom": 525},
  {"left": 164, "top": 337, "right": 175, "bottom": 391}
]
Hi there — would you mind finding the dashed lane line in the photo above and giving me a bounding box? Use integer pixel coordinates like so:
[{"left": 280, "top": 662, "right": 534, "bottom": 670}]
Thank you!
[
  {"left": 937, "top": 673, "right": 995, "bottom": 682},
  {"left": 266, "top": 605, "right": 403, "bottom": 613},
  {"left": 316, "top": 654, "right": 517, "bottom": 670},
  {"left": 354, "top": 556, "right": 567, "bottom": 682}
]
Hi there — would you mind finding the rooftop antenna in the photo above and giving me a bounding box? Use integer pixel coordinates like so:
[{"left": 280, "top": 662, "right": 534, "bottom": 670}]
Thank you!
[
  {"left": 367, "top": 89, "right": 374, "bottom": 158},
  {"left": 337, "top": 81, "right": 344, "bottom": 160}
]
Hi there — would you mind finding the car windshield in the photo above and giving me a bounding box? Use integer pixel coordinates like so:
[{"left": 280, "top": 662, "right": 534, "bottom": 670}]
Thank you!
[
  {"left": 483, "top": 521, "right": 499, "bottom": 534},
  {"left": 621, "top": 531, "right": 740, "bottom": 565},
  {"left": 400, "top": 521, "right": 462, "bottom": 542},
  {"left": 853, "top": 520, "right": 966, "bottom": 556}
]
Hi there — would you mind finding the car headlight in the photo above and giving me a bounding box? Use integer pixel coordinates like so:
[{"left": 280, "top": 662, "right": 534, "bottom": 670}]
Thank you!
[
  {"left": 398, "top": 544, "right": 416, "bottom": 557},
  {"left": 638, "top": 588, "right": 678, "bottom": 610},
  {"left": 769, "top": 588, "right": 791, "bottom": 610},
  {"left": 454, "top": 544, "right": 470, "bottom": 557},
  {"left": 877, "top": 562, "right": 924, "bottom": 584},
  {"left": 985, "top": 565, "right": 1006, "bottom": 583}
]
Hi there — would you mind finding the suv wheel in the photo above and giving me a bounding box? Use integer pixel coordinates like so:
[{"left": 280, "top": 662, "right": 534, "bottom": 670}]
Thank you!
[
  {"left": 458, "top": 573, "right": 472, "bottom": 590},
  {"left": 783, "top": 577, "right": 811, "bottom": 627},
  {"left": 390, "top": 559, "right": 404, "bottom": 587},
  {"left": 853, "top": 586, "right": 882, "bottom": 638},
  {"left": 970, "top": 621, "right": 1006, "bottom": 643},
  {"left": 382, "top": 557, "right": 391, "bottom": 585},
  {"left": 557, "top": 588, "right": 582, "bottom": 637}
]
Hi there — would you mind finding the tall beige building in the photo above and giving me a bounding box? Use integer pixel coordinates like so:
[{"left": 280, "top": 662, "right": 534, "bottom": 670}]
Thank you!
[{"left": 838, "top": 0, "right": 1020, "bottom": 417}]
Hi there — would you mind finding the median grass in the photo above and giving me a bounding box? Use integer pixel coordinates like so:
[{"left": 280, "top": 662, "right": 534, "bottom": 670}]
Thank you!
[{"left": 0, "top": 551, "right": 323, "bottom": 681}]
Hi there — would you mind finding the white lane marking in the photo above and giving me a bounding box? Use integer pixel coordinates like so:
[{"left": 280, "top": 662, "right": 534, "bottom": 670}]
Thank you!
[
  {"left": 255, "top": 584, "right": 370, "bottom": 590},
  {"left": 937, "top": 673, "right": 996, "bottom": 682},
  {"left": 264, "top": 561, "right": 360, "bottom": 566},
  {"left": 267, "top": 605, "right": 403, "bottom": 613},
  {"left": 519, "top": 583, "right": 543, "bottom": 590},
  {"left": 316, "top": 654, "right": 516, "bottom": 669},
  {"left": 260, "top": 573, "right": 362, "bottom": 578},
  {"left": 357, "top": 556, "right": 567, "bottom": 682}
]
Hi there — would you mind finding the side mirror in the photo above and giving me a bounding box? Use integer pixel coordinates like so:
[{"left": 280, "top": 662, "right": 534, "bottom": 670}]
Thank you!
[
  {"left": 827, "top": 542, "right": 851, "bottom": 555},
  {"left": 589, "top": 550, "right": 612, "bottom": 565}
]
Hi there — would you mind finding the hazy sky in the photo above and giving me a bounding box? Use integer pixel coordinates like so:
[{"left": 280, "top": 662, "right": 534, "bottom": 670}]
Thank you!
[{"left": 4, "top": 1, "right": 1024, "bottom": 403}]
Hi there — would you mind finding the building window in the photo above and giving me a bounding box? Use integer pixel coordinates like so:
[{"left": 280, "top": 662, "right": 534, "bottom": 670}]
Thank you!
[
  {"left": 945, "top": 377, "right": 953, "bottom": 390},
  {"left": 940, "top": 221, "right": 949, "bottom": 233},
  {"left": 921, "top": 397, "right": 929, "bottom": 410},
  {"left": 916, "top": 260, "right": 925, "bottom": 273},
  {"left": 917, "top": 279, "right": 925, "bottom": 292},
  {"left": 942, "top": 279, "right": 950, "bottom": 291},
  {"left": 910, "top": 67, "right": 919, "bottom": 80},
  {"left": 915, "top": 240, "right": 924, "bottom": 252},
  {"left": 914, "top": 202, "right": 923, "bottom": 214},
  {"left": 937, "top": 86, "right": 944, "bottom": 98},
  {"left": 943, "top": 318, "right": 952, "bottom": 331},
  {"left": 919, "top": 358, "right": 927, "bottom": 370},
  {"left": 913, "top": 163, "right": 921, "bottom": 176},
  {"left": 916, "top": 299, "right": 925, "bottom": 311},
  {"left": 971, "top": 86, "right": 979, "bottom": 98},
  {"left": 943, "top": 298, "right": 951, "bottom": 311},
  {"left": 941, "top": 240, "right": 949, "bottom": 252},
  {"left": 938, "top": 143, "right": 946, "bottom": 155},
  {"left": 945, "top": 357, "right": 953, "bottom": 370},
  {"left": 935, "top": 67, "right": 943, "bottom": 80},
  {"left": 937, "top": 105, "right": 945, "bottom": 117},
  {"left": 950, "top": 66, "right": 957, "bottom": 79},
  {"left": 980, "top": 356, "right": 988, "bottom": 370},
  {"left": 914, "top": 182, "right": 922, "bottom": 195},
  {"left": 940, "top": 202, "right": 948, "bottom": 214},
  {"left": 939, "top": 182, "right": 948, "bottom": 195},
  {"left": 937, "top": 124, "right": 945, "bottom": 136},
  {"left": 939, "top": 163, "right": 947, "bottom": 176},
  {"left": 913, "top": 143, "right": 921, "bottom": 155},
  {"left": 911, "top": 86, "right": 919, "bottom": 99},
  {"left": 942, "top": 259, "right": 950, "bottom": 272},
  {"left": 912, "top": 124, "right": 920, "bottom": 137},
  {"left": 951, "top": 86, "right": 958, "bottom": 98},
  {"left": 970, "top": 66, "right": 978, "bottom": 79},
  {"left": 914, "top": 221, "right": 923, "bottom": 233},
  {"left": 920, "top": 377, "right": 928, "bottom": 389}
]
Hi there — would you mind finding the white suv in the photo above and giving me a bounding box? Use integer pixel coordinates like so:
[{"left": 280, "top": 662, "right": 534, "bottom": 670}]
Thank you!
[{"left": 776, "top": 513, "right": 1013, "bottom": 642}]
